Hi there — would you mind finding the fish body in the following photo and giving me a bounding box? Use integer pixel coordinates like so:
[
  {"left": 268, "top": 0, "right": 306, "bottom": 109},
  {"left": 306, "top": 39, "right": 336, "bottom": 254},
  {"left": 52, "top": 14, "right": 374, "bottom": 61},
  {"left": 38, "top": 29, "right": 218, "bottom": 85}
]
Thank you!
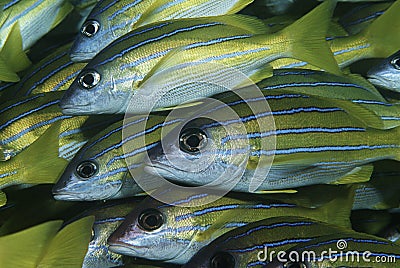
[
  {"left": 146, "top": 81, "right": 400, "bottom": 192},
  {"left": 182, "top": 216, "right": 350, "bottom": 268},
  {"left": 367, "top": 50, "right": 400, "bottom": 92},
  {"left": 107, "top": 189, "right": 352, "bottom": 264},
  {"left": 70, "top": 0, "right": 254, "bottom": 61},
  {"left": 0, "top": 0, "right": 73, "bottom": 51},
  {"left": 52, "top": 113, "right": 180, "bottom": 201},
  {"left": 60, "top": 1, "right": 341, "bottom": 115},
  {"left": 266, "top": 232, "right": 400, "bottom": 268},
  {"left": 12, "top": 43, "right": 87, "bottom": 98},
  {"left": 75, "top": 198, "right": 141, "bottom": 268}
]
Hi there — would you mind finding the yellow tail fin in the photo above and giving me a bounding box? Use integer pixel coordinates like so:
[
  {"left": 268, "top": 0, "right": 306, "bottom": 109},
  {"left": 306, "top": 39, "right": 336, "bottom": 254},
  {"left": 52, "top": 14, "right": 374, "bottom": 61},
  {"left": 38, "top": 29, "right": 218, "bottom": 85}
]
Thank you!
[
  {"left": 280, "top": 0, "right": 341, "bottom": 75},
  {"left": 363, "top": 0, "right": 400, "bottom": 58}
]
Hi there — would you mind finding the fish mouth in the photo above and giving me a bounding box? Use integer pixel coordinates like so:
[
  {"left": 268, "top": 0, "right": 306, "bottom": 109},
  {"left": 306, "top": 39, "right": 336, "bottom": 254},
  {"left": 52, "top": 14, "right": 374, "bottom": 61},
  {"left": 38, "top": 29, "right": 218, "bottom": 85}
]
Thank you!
[
  {"left": 52, "top": 192, "right": 83, "bottom": 201},
  {"left": 59, "top": 103, "right": 93, "bottom": 115},
  {"left": 108, "top": 244, "right": 147, "bottom": 256}
]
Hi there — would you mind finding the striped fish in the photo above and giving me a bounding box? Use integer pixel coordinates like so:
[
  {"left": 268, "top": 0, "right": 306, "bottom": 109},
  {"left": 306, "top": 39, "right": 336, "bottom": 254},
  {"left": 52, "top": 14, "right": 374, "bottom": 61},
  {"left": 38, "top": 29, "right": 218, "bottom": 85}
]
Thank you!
[
  {"left": 145, "top": 84, "right": 400, "bottom": 192},
  {"left": 60, "top": 1, "right": 341, "bottom": 115},
  {"left": 266, "top": 232, "right": 400, "bottom": 267},
  {"left": 107, "top": 189, "right": 353, "bottom": 264},
  {"left": 70, "top": 0, "right": 254, "bottom": 62},
  {"left": 0, "top": 92, "right": 119, "bottom": 161},
  {"left": 256, "top": 69, "right": 400, "bottom": 130},
  {"left": 11, "top": 43, "right": 87, "bottom": 98},
  {"left": 368, "top": 50, "right": 400, "bottom": 93},
  {"left": 271, "top": 0, "right": 400, "bottom": 70},
  {"left": 70, "top": 198, "right": 142, "bottom": 268},
  {"left": 52, "top": 113, "right": 181, "bottom": 201},
  {"left": 181, "top": 216, "right": 350, "bottom": 268}
]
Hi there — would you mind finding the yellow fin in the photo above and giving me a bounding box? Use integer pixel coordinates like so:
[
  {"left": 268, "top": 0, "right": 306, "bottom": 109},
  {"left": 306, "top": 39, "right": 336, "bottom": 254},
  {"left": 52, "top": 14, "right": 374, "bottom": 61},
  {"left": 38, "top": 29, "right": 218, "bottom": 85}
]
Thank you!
[
  {"left": 50, "top": 1, "right": 74, "bottom": 29},
  {"left": 314, "top": 185, "right": 354, "bottom": 228},
  {"left": 37, "top": 216, "right": 95, "bottom": 268},
  {"left": 362, "top": 0, "right": 400, "bottom": 58},
  {"left": 346, "top": 73, "right": 386, "bottom": 101},
  {"left": 17, "top": 121, "right": 68, "bottom": 185},
  {"left": 330, "top": 164, "right": 373, "bottom": 185},
  {"left": 279, "top": 0, "right": 341, "bottom": 75},
  {"left": 327, "top": 98, "right": 385, "bottom": 129},
  {"left": 0, "top": 221, "right": 62, "bottom": 268},
  {"left": 0, "top": 191, "right": 6, "bottom": 207},
  {"left": 1, "top": 22, "right": 31, "bottom": 74},
  {"left": 0, "top": 57, "right": 19, "bottom": 82}
]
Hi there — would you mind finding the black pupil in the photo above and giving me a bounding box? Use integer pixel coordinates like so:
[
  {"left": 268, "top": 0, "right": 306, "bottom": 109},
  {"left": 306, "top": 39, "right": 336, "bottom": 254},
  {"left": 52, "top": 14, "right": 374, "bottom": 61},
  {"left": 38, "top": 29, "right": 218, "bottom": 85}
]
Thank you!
[
  {"left": 186, "top": 134, "right": 200, "bottom": 148},
  {"left": 83, "top": 73, "right": 95, "bottom": 85},
  {"left": 81, "top": 165, "right": 93, "bottom": 176},
  {"left": 77, "top": 161, "right": 96, "bottom": 178},
  {"left": 144, "top": 214, "right": 158, "bottom": 227},
  {"left": 84, "top": 24, "right": 96, "bottom": 35},
  {"left": 211, "top": 252, "right": 235, "bottom": 268},
  {"left": 139, "top": 210, "right": 163, "bottom": 231}
]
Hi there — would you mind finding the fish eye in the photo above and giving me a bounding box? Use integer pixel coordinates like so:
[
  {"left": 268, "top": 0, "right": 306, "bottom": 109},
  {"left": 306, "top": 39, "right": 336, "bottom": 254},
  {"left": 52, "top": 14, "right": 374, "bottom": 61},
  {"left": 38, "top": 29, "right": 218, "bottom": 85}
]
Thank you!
[
  {"left": 391, "top": 57, "right": 400, "bottom": 70},
  {"left": 81, "top": 20, "right": 100, "bottom": 37},
  {"left": 138, "top": 209, "right": 164, "bottom": 231},
  {"left": 179, "top": 128, "right": 207, "bottom": 154},
  {"left": 76, "top": 161, "right": 98, "bottom": 179},
  {"left": 210, "top": 252, "right": 235, "bottom": 268},
  {"left": 79, "top": 70, "right": 100, "bottom": 89},
  {"left": 284, "top": 261, "right": 306, "bottom": 268}
]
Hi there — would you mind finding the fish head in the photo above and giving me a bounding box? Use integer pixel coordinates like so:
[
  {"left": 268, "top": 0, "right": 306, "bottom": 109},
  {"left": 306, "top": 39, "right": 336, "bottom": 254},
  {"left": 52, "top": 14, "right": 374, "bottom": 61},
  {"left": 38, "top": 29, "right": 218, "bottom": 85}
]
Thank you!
[
  {"left": 145, "top": 117, "right": 251, "bottom": 189},
  {"left": 70, "top": 17, "right": 107, "bottom": 62},
  {"left": 108, "top": 194, "right": 198, "bottom": 262},
  {"left": 59, "top": 60, "right": 132, "bottom": 115},
  {"left": 52, "top": 153, "right": 126, "bottom": 201},
  {"left": 367, "top": 50, "right": 400, "bottom": 92}
]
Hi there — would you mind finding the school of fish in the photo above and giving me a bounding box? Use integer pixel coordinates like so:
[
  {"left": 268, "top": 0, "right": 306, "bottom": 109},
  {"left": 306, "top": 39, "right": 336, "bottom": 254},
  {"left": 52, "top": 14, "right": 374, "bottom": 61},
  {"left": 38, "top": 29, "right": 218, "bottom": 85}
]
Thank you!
[{"left": 0, "top": 0, "right": 399, "bottom": 267}]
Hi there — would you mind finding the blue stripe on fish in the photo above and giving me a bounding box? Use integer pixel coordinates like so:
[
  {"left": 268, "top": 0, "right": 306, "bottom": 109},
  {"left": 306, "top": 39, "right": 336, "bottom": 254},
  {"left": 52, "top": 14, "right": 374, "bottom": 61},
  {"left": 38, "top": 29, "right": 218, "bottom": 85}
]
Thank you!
[
  {"left": 1, "top": 115, "right": 71, "bottom": 145},
  {"left": 0, "top": 94, "right": 43, "bottom": 114},
  {"left": 108, "top": 0, "right": 143, "bottom": 20},
  {"left": 0, "top": 99, "right": 60, "bottom": 131},
  {"left": 202, "top": 107, "right": 343, "bottom": 129},
  {"left": 15, "top": 51, "right": 68, "bottom": 94},
  {"left": 3, "top": 0, "right": 45, "bottom": 29},
  {"left": 95, "top": 22, "right": 223, "bottom": 67},
  {"left": 24, "top": 61, "right": 74, "bottom": 95},
  {"left": 221, "top": 127, "right": 366, "bottom": 144},
  {"left": 229, "top": 238, "right": 313, "bottom": 253},
  {"left": 333, "top": 44, "right": 371, "bottom": 56},
  {"left": 94, "top": 217, "right": 125, "bottom": 225},
  {"left": 3, "top": 0, "right": 20, "bottom": 10}
]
